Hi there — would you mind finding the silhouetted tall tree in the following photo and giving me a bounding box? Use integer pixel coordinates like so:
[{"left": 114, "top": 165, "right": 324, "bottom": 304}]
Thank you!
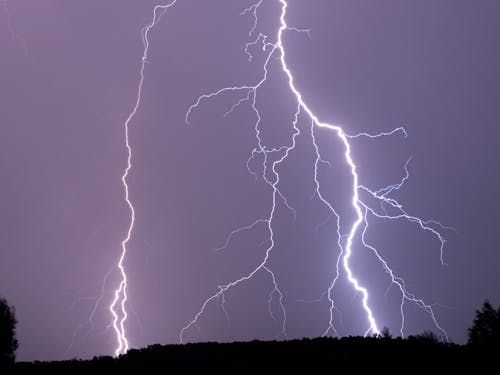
[
  {"left": 0, "top": 296, "right": 18, "bottom": 365},
  {"left": 381, "top": 326, "right": 392, "bottom": 339},
  {"left": 468, "top": 300, "right": 500, "bottom": 347}
]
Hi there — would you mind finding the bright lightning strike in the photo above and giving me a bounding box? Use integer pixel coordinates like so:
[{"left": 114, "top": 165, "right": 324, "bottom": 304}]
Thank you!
[
  {"left": 109, "top": 1, "right": 178, "bottom": 357},
  {"left": 181, "top": 0, "right": 451, "bottom": 342}
]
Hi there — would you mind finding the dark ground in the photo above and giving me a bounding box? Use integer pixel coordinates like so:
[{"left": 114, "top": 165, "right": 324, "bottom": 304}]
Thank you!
[{"left": 8, "top": 336, "right": 497, "bottom": 370}]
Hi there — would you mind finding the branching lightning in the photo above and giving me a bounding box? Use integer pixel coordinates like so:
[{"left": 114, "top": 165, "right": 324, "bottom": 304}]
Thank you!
[
  {"left": 109, "top": 1, "right": 178, "bottom": 357},
  {"left": 1, "top": 0, "right": 456, "bottom": 361},
  {"left": 181, "top": 0, "right": 451, "bottom": 342}
]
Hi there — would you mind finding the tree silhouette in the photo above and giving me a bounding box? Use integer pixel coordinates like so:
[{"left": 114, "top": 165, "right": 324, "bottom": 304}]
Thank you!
[
  {"left": 468, "top": 300, "right": 500, "bottom": 347},
  {"left": 381, "top": 326, "right": 392, "bottom": 339},
  {"left": 0, "top": 296, "right": 18, "bottom": 365},
  {"left": 409, "top": 330, "right": 441, "bottom": 344}
]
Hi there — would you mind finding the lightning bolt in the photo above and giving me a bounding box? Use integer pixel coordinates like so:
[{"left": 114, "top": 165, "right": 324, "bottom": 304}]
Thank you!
[
  {"left": 181, "top": 0, "right": 451, "bottom": 343},
  {"left": 109, "top": 1, "right": 178, "bottom": 357}
]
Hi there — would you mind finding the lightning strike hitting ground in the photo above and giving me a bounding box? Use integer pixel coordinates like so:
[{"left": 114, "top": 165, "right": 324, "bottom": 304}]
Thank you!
[
  {"left": 109, "top": 1, "right": 178, "bottom": 357},
  {"left": 181, "top": 0, "right": 451, "bottom": 342}
]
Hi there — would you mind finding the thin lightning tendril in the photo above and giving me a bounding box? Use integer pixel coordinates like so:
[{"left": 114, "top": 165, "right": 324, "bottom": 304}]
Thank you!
[
  {"left": 65, "top": 268, "right": 115, "bottom": 356},
  {"left": 310, "top": 120, "right": 344, "bottom": 337},
  {"left": 182, "top": 0, "right": 451, "bottom": 342},
  {"left": 1, "top": 0, "right": 28, "bottom": 56},
  {"left": 110, "top": 1, "right": 178, "bottom": 357}
]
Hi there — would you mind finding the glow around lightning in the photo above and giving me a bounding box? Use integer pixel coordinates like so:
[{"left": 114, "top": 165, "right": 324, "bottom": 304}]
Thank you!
[
  {"left": 181, "top": 0, "right": 450, "bottom": 342},
  {"left": 110, "top": 1, "right": 178, "bottom": 357}
]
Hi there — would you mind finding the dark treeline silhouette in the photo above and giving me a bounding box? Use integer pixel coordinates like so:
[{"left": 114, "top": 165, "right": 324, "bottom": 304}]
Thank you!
[
  {"left": 5, "top": 299, "right": 500, "bottom": 370},
  {"left": 10, "top": 336, "right": 493, "bottom": 370},
  {"left": 468, "top": 300, "right": 500, "bottom": 347},
  {"left": 0, "top": 296, "right": 18, "bottom": 368}
]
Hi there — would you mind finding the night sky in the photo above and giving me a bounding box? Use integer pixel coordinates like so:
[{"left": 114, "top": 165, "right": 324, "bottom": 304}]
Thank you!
[{"left": 1, "top": 0, "right": 499, "bottom": 362}]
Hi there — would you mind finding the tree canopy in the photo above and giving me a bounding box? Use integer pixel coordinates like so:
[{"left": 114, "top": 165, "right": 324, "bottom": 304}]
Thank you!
[
  {"left": 0, "top": 296, "right": 18, "bottom": 365},
  {"left": 468, "top": 300, "right": 500, "bottom": 347}
]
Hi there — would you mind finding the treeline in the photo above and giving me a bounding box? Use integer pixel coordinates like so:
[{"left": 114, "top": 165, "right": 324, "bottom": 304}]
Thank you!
[
  {"left": 10, "top": 335, "right": 498, "bottom": 370},
  {"left": 1, "top": 299, "right": 499, "bottom": 369}
]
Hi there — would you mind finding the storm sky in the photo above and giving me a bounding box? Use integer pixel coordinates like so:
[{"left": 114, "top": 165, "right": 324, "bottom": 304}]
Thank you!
[{"left": 1, "top": 0, "right": 499, "bottom": 361}]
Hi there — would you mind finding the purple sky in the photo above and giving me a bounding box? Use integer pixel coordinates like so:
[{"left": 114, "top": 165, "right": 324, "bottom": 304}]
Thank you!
[{"left": 1, "top": 0, "right": 499, "bottom": 362}]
